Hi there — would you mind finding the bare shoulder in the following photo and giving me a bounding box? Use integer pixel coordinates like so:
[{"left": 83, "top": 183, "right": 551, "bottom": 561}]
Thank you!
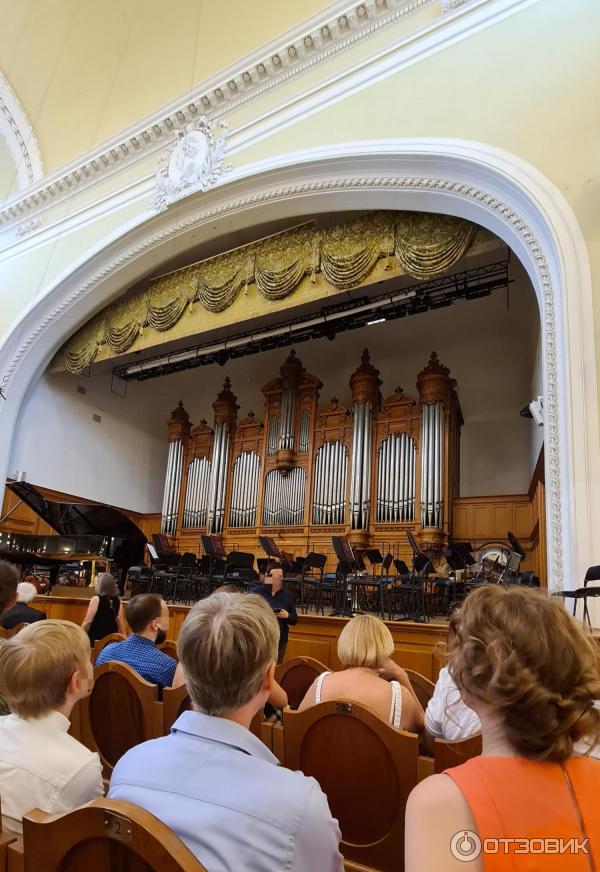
[
  {"left": 297, "top": 675, "right": 320, "bottom": 711},
  {"left": 407, "top": 772, "right": 466, "bottom": 812}
]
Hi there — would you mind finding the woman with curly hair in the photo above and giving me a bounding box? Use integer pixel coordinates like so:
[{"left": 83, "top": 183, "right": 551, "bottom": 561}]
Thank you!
[{"left": 405, "top": 585, "right": 600, "bottom": 871}]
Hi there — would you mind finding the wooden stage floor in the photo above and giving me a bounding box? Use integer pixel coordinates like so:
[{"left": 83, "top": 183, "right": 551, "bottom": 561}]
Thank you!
[{"left": 34, "top": 595, "right": 449, "bottom": 681}]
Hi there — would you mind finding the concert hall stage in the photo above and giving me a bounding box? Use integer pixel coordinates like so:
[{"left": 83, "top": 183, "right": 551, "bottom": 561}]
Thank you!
[{"left": 33, "top": 595, "right": 448, "bottom": 681}]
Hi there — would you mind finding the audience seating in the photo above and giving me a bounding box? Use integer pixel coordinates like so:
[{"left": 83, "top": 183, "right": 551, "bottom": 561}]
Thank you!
[
  {"left": 157, "top": 640, "right": 178, "bottom": 661},
  {"left": 162, "top": 684, "right": 191, "bottom": 734},
  {"left": 0, "top": 801, "right": 17, "bottom": 872},
  {"left": 80, "top": 662, "right": 163, "bottom": 777},
  {"left": 8, "top": 799, "right": 207, "bottom": 871},
  {"left": 274, "top": 656, "right": 328, "bottom": 710},
  {"left": 91, "top": 633, "right": 126, "bottom": 664},
  {"left": 279, "top": 701, "right": 419, "bottom": 872},
  {"left": 404, "top": 669, "right": 435, "bottom": 710},
  {"left": 433, "top": 732, "right": 482, "bottom": 773}
]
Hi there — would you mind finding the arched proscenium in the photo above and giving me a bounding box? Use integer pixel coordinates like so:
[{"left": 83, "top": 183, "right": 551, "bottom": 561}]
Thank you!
[{"left": 0, "top": 141, "right": 597, "bottom": 597}]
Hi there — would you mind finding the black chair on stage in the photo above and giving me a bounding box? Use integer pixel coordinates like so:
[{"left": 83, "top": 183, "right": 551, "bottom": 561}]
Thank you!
[
  {"left": 298, "top": 552, "right": 327, "bottom": 614},
  {"left": 223, "top": 551, "right": 257, "bottom": 590},
  {"left": 331, "top": 536, "right": 361, "bottom": 616},
  {"left": 388, "top": 533, "right": 431, "bottom": 622},
  {"left": 555, "top": 564, "right": 600, "bottom": 629},
  {"left": 350, "top": 550, "right": 395, "bottom": 618},
  {"left": 201, "top": 534, "right": 227, "bottom": 592}
]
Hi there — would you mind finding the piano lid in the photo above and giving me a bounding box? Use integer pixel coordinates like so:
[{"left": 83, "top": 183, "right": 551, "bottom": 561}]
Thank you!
[{"left": 6, "top": 482, "right": 147, "bottom": 544}]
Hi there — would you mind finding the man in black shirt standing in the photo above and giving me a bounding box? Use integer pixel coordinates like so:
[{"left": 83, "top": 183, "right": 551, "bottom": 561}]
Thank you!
[{"left": 250, "top": 564, "right": 297, "bottom": 663}]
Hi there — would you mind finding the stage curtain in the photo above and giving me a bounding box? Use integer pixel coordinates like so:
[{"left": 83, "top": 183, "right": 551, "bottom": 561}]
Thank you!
[
  {"left": 395, "top": 212, "right": 477, "bottom": 279},
  {"left": 254, "top": 224, "right": 318, "bottom": 300},
  {"left": 320, "top": 213, "right": 394, "bottom": 290},
  {"left": 62, "top": 212, "right": 480, "bottom": 373}
]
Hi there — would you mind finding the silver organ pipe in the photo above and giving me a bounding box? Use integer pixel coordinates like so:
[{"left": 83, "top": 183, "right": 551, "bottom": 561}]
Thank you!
[
  {"left": 278, "top": 387, "right": 295, "bottom": 451},
  {"left": 420, "top": 401, "right": 444, "bottom": 528},
  {"left": 262, "top": 468, "right": 306, "bottom": 526},
  {"left": 230, "top": 451, "right": 260, "bottom": 528},
  {"left": 376, "top": 433, "right": 416, "bottom": 523},
  {"left": 350, "top": 401, "right": 372, "bottom": 529},
  {"left": 160, "top": 441, "right": 175, "bottom": 533},
  {"left": 298, "top": 410, "right": 310, "bottom": 453},
  {"left": 312, "top": 441, "right": 347, "bottom": 525},
  {"left": 161, "top": 438, "right": 183, "bottom": 534},
  {"left": 267, "top": 415, "right": 279, "bottom": 456},
  {"left": 208, "top": 422, "right": 231, "bottom": 534}
]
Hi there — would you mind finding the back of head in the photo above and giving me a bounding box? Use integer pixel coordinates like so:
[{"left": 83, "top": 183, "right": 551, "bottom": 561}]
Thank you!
[
  {"left": 16, "top": 581, "right": 37, "bottom": 604},
  {"left": 448, "top": 585, "right": 600, "bottom": 761},
  {"left": 96, "top": 573, "right": 118, "bottom": 597},
  {"left": 0, "top": 619, "right": 90, "bottom": 718},
  {"left": 178, "top": 590, "right": 279, "bottom": 716},
  {"left": 125, "top": 593, "right": 163, "bottom": 634},
  {"left": 337, "top": 613, "right": 394, "bottom": 670},
  {"left": 0, "top": 560, "right": 18, "bottom": 612}
]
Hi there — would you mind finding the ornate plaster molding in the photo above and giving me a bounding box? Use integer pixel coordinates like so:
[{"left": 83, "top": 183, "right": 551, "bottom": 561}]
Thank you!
[{"left": 0, "top": 71, "right": 44, "bottom": 191}]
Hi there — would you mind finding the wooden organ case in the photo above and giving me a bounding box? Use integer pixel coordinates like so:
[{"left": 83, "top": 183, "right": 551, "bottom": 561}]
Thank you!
[{"left": 161, "top": 349, "right": 462, "bottom": 568}]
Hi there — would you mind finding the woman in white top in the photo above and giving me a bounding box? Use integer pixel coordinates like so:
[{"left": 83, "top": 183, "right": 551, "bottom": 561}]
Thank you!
[{"left": 298, "top": 614, "right": 424, "bottom": 733}]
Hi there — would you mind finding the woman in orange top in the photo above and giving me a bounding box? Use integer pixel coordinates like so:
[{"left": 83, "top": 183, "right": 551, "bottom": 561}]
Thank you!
[{"left": 405, "top": 585, "right": 600, "bottom": 871}]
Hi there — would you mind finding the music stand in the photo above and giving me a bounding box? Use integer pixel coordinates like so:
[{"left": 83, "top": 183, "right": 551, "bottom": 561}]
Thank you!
[{"left": 201, "top": 534, "right": 226, "bottom": 586}]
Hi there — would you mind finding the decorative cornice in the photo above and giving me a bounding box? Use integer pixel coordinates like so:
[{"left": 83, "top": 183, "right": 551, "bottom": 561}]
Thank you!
[
  {"left": 0, "top": 71, "right": 44, "bottom": 191},
  {"left": 0, "top": 0, "right": 437, "bottom": 225},
  {"left": 0, "top": 168, "right": 563, "bottom": 594}
]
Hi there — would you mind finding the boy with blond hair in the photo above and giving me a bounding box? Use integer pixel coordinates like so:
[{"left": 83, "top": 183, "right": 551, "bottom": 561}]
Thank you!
[{"left": 0, "top": 620, "right": 103, "bottom": 832}]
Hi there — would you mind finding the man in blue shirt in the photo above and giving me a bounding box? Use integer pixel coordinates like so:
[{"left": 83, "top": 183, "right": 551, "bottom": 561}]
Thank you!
[
  {"left": 250, "top": 564, "right": 297, "bottom": 663},
  {"left": 96, "top": 593, "right": 176, "bottom": 689},
  {"left": 109, "top": 590, "right": 342, "bottom": 872}
]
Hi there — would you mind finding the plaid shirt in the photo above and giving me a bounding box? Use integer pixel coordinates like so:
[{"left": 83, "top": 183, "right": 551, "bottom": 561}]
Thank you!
[{"left": 96, "top": 635, "right": 177, "bottom": 689}]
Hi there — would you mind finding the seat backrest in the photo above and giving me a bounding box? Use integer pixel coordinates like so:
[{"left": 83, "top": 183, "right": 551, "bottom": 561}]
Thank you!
[
  {"left": 7, "top": 622, "right": 28, "bottom": 637},
  {"left": 158, "top": 640, "right": 179, "bottom": 662},
  {"left": 21, "top": 799, "right": 207, "bottom": 871},
  {"left": 81, "top": 662, "right": 163, "bottom": 775},
  {"left": 92, "top": 633, "right": 126, "bottom": 664},
  {"left": 162, "top": 684, "right": 192, "bottom": 734},
  {"left": 584, "top": 564, "right": 600, "bottom": 585},
  {"left": 404, "top": 670, "right": 435, "bottom": 710},
  {"left": 275, "top": 656, "right": 328, "bottom": 710},
  {"left": 381, "top": 552, "right": 393, "bottom": 573},
  {"left": 0, "top": 627, "right": 8, "bottom": 640},
  {"left": 283, "top": 701, "right": 418, "bottom": 871},
  {"left": 433, "top": 733, "right": 483, "bottom": 773}
]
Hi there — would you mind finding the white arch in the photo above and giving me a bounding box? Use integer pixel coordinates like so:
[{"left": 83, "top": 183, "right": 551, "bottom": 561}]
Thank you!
[
  {"left": 0, "top": 139, "right": 597, "bottom": 593},
  {"left": 0, "top": 71, "right": 44, "bottom": 191}
]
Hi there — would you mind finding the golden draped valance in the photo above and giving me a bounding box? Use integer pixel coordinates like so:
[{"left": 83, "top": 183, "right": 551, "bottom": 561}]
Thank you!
[{"left": 62, "top": 211, "right": 480, "bottom": 373}]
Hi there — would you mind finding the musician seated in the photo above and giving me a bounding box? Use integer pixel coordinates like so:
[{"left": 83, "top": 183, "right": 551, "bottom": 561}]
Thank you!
[
  {"left": 424, "top": 665, "right": 481, "bottom": 750},
  {"left": 95, "top": 593, "right": 176, "bottom": 690},
  {"left": 0, "top": 620, "right": 103, "bottom": 833},
  {"left": 298, "top": 614, "right": 424, "bottom": 733},
  {"left": 0, "top": 581, "right": 47, "bottom": 630},
  {"left": 109, "top": 590, "right": 343, "bottom": 872}
]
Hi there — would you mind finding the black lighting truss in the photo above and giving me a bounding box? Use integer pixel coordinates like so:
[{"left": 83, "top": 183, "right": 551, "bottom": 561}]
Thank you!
[{"left": 114, "top": 259, "right": 510, "bottom": 383}]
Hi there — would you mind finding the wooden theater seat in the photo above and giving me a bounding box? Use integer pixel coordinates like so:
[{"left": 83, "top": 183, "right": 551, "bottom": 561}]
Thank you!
[
  {"left": 281, "top": 701, "right": 418, "bottom": 872},
  {"left": 433, "top": 732, "right": 483, "bottom": 773},
  {"left": 14, "top": 799, "right": 206, "bottom": 871},
  {"left": 0, "top": 800, "right": 18, "bottom": 872},
  {"left": 80, "top": 662, "right": 163, "bottom": 777},
  {"left": 275, "top": 656, "right": 328, "bottom": 710},
  {"left": 91, "top": 633, "right": 126, "bottom": 664},
  {"left": 162, "top": 684, "right": 191, "bottom": 734},
  {"left": 157, "top": 640, "right": 178, "bottom": 661},
  {"left": 404, "top": 669, "right": 435, "bottom": 710}
]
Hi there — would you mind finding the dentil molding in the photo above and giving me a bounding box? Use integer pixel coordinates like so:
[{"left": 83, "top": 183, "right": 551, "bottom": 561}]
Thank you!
[{"left": 0, "top": 71, "right": 44, "bottom": 191}]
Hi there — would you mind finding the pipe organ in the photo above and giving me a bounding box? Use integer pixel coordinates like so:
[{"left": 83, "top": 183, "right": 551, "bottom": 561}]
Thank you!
[{"left": 160, "top": 349, "right": 462, "bottom": 566}]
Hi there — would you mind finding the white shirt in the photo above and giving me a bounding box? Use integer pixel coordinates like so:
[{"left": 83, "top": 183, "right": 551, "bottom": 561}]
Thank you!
[
  {"left": 0, "top": 710, "right": 103, "bottom": 833},
  {"left": 425, "top": 666, "right": 481, "bottom": 741}
]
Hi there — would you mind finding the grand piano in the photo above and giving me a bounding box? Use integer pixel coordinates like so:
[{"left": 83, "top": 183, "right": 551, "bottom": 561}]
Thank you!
[{"left": 0, "top": 482, "right": 147, "bottom": 585}]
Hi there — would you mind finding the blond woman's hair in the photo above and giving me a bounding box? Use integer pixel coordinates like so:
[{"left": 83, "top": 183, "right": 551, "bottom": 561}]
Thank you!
[
  {"left": 177, "top": 590, "right": 279, "bottom": 717},
  {"left": 337, "top": 613, "right": 394, "bottom": 670},
  {"left": 0, "top": 619, "right": 91, "bottom": 719},
  {"left": 448, "top": 585, "right": 600, "bottom": 761}
]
